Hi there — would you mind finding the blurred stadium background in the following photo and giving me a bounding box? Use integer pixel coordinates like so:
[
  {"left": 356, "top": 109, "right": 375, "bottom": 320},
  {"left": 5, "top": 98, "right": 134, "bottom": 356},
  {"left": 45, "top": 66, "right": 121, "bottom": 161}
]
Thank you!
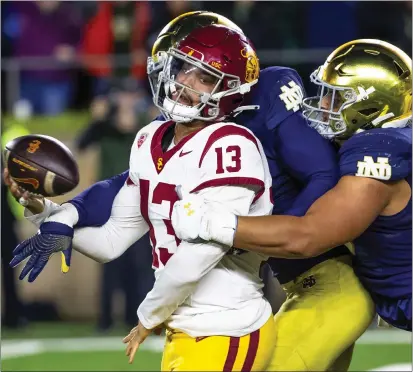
[{"left": 1, "top": 1, "right": 412, "bottom": 371}]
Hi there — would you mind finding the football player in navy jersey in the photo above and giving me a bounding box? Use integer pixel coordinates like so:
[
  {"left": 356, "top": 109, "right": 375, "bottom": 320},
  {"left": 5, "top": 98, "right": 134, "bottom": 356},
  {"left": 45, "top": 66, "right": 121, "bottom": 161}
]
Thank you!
[
  {"left": 173, "top": 39, "right": 412, "bottom": 333},
  {"left": 7, "top": 13, "right": 374, "bottom": 371}
]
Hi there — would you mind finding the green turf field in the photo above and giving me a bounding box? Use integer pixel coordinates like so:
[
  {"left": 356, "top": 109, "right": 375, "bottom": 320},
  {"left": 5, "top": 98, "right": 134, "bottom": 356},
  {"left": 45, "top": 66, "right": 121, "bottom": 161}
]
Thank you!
[{"left": 2, "top": 323, "right": 411, "bottom": 371}]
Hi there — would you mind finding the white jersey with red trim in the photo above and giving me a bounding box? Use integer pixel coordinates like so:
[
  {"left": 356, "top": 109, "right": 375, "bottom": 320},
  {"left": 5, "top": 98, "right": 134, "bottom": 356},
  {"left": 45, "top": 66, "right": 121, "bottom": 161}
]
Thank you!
[{"left": 129, "top": 119, "right": 273, "bottom": 337}]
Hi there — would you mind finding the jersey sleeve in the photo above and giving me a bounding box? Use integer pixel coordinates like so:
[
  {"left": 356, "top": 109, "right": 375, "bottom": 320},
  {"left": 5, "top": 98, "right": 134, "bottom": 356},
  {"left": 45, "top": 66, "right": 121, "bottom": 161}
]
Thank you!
[
  {"left": 72, "top": 180, "right": 149, "bottom": 263},
  {"left": 339, "top": 129, "right": 412, "bottom": 181},
  {"left": 68, "top": 171, "right": 129, "bottom": 227},
  {"left": 264, "top": 67, "right": 306, "bottom": 131},
  {"left": 191, "top": 125, "right": 266, "bottom": 197}
]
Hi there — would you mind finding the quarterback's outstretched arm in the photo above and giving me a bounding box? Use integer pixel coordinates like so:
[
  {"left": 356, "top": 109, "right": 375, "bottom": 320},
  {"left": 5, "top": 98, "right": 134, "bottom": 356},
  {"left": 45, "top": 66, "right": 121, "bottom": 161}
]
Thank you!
[{"left": 25, "top": 180, "right": 149, "bottom": 263}]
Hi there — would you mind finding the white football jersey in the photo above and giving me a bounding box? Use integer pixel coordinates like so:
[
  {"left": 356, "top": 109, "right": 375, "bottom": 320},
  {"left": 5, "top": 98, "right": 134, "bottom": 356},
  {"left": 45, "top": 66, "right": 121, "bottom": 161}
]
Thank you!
[{"left": 129, "top": 119, "right": 273, "bottom": 337}]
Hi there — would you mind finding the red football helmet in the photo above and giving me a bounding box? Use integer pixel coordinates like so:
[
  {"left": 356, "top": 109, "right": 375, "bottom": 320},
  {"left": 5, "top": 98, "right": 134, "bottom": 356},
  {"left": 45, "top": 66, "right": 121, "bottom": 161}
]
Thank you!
[{"left": 154, "top": 24, "right": 260, "bottom": 123}]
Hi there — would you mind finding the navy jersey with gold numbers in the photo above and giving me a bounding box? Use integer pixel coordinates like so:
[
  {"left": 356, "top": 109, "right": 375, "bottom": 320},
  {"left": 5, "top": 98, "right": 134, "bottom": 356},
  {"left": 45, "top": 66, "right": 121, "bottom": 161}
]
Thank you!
[{"left": 339, "top": 127, "right": 412, "bottom": 331}]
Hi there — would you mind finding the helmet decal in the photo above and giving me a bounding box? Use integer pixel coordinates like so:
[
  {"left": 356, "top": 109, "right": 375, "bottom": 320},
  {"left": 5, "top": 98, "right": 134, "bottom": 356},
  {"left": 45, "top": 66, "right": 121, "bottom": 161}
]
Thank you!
[{"left": 241, "top": 47, "right": 259, "bottom": 83}]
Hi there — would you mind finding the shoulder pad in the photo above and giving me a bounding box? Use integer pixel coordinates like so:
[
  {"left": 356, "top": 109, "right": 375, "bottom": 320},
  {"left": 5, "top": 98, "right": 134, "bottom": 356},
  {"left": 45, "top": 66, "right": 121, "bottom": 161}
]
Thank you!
[
  {"left": 256, "top": 66, "right": 306, "bottom": 130},
  {"left": 191, "top": 123, "right": 265, "bottom": 194},
  {"left": 339, "top": 128, "right": 412, "bottom": 181}
]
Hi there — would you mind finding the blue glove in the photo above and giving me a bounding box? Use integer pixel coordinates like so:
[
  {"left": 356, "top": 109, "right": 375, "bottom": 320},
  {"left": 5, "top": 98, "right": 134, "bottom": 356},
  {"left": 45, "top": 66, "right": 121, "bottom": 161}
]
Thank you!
[{"left": 10, "top": 222, "right": 74, "bottom": 282}]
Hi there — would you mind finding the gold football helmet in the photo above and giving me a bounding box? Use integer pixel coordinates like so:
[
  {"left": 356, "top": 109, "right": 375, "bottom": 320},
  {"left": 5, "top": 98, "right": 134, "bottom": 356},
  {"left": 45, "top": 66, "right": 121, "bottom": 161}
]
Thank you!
[
  {"left": 147, "top": 11, "right": 243, "bottom": 96},
  {"left": 303, "top": 39, "right": 412, "bottom": 139}
]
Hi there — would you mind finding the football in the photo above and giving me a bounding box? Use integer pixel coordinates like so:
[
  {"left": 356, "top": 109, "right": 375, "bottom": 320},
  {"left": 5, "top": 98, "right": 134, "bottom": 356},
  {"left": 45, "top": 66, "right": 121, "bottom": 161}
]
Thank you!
[{"left": 4, "top": 134, "right": 79, "bottom": 197}]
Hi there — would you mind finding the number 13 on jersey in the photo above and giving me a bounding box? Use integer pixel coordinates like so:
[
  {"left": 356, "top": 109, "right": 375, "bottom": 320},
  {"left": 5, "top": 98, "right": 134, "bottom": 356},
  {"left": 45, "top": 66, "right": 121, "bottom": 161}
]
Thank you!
[{"left": 215, "top": 145, "right": 242, "bottom": 174}]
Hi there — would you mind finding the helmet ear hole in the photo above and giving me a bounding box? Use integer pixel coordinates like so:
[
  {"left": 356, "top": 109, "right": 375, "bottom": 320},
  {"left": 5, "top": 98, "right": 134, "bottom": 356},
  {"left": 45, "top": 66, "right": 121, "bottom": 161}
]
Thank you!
[
  {"left": 223, "top": 54, "right": 232, "bottom": 63},
  {"left": 359, "top": 108, "right": 379, "bottom": 117}
]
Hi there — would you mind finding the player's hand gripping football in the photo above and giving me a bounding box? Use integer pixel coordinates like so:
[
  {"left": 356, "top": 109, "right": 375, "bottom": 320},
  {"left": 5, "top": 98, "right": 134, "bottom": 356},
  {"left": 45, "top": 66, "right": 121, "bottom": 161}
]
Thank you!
[
  {"left": 3, "top": 168, "right": 45, "bottom": 214},
  {"left": 5, "top": 168, "right": 75, "bottom": 282},
  {"left": 171, "top": 185, "right": 238, "bottom": 247}
]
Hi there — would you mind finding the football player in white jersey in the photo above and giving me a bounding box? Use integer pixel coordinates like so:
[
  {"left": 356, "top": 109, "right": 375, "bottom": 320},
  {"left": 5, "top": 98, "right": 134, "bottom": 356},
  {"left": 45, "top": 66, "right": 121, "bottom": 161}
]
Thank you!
[{"left": 10, "top": 24, "right": 277, "bottom": 370}]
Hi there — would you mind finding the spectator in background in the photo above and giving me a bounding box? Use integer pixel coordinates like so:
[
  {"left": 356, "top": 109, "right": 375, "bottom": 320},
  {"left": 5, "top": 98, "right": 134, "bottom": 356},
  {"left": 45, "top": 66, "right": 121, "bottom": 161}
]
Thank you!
[
  {"left": 76, "top": 77, "right": 156, "bottom": 332},
  {"left": 8, "top": 1, "right": 82, "bottom": 116},
  {"left": 81, "top": 1, "right": 152, "bottom": 97},
  {"left": 304, "top": 1, "right": 358, "bottom": 48},
  {"left": 356, "top": 1, "right": 412, "bottom": 56},
  {"left": 203, "top": 1, "right": 305, "bottom": 49}
]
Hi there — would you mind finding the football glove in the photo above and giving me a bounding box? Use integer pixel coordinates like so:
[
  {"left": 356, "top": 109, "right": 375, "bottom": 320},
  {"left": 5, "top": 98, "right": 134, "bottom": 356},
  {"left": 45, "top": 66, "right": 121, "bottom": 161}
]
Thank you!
[
  {"left": 10, "top": 202, "right": 78, "bottom": 282},
  {"left": 10, "top": 221, "right": 73, "bottom": 282},
  {"left": 172, "top": 185, "right": 237, "bottom": 247}
]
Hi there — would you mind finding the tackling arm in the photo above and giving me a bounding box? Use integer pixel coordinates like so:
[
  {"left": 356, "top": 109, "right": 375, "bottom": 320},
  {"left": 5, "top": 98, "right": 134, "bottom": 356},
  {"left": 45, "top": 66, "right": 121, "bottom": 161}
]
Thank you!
[
  {"left": 233, "top": 175, "right": 393, "bottom": 257},
  {"left": 69, "top": 170, "right": 129, "bottom": 227}
]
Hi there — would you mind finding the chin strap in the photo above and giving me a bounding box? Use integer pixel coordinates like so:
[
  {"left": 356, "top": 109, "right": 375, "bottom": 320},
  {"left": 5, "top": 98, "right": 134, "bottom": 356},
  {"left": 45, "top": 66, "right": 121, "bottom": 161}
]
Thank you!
[
  {"left": 211, "top": 79, "right": 258, "bottom": 100},
  {"left": 232, "top": 105, "right": 260, "bottom": 117}
]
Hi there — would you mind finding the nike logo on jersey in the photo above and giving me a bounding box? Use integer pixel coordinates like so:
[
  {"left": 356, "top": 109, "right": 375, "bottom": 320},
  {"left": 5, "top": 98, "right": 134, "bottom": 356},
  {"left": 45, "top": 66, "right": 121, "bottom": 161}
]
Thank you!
[{"left": 179, "top": 150, "right": 193, "bottom": 157}]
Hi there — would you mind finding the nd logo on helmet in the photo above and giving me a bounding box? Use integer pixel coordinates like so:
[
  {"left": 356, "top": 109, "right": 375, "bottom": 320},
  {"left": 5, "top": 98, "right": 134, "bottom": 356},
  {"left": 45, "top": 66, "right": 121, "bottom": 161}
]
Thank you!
[{"left": 241, "top": 47, "right": 259, "bottom": 83}]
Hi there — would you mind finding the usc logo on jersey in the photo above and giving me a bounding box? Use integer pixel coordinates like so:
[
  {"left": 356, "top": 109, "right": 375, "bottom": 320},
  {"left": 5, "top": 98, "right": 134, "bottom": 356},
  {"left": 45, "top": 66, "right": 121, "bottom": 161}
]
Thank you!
[
  {"left": 27, "top": 140, "right": 41, "bottom": 154},
  {"left": 241, "top": 47, "right": 259, "bottom": 83},
  {"left": 157, "top": 157, "right": 164, "bottom": 171}
]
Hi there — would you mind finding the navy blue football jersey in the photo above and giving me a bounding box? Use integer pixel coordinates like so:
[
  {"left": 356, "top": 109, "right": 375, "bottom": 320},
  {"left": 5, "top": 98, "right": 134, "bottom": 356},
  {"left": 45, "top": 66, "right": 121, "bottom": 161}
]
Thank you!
[
  {"left": 237, "top": 66, "right": 348, "bottom": 284},
  {"left": 339, "top": 127, "right": 412, "bottom": 330}
]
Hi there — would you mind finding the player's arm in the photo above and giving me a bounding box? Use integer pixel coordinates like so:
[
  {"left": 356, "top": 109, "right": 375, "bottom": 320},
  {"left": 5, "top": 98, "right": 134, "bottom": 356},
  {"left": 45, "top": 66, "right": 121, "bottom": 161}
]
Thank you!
[
  {"left": 186, "top": 131, "right": 410, "bottom": 258},
  {"left": 137, "top": 130, "right": 269, "bottom": 329},
  {"left": 13, "top": 180, "right": 149, "bottom": 282},
  {"left": 233, "top": 175, "right": 393, "bottom": 257},
  {"left": 10, "top": 128, "right": 151, "bottom": 281},
  {"left": 68, "top": 170, "right": 129, "bottom": 227},
  {"left": 233, "top": 131, "right": 411, "bottom": 257},
  {"left": 174, "top": 174, "right": 395, "bottom": 259},
  {"left": 14, "top": 170, "right": 129, "bottom": 228},
  {"left": 274, "top": 112, "right": 340, "bottom": 216},
  {"left": 26, "top": 179, "right": 149, "bottom": 262},
  {"left": 70, "top": 180, "right": 149, "bottom": 262}
]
